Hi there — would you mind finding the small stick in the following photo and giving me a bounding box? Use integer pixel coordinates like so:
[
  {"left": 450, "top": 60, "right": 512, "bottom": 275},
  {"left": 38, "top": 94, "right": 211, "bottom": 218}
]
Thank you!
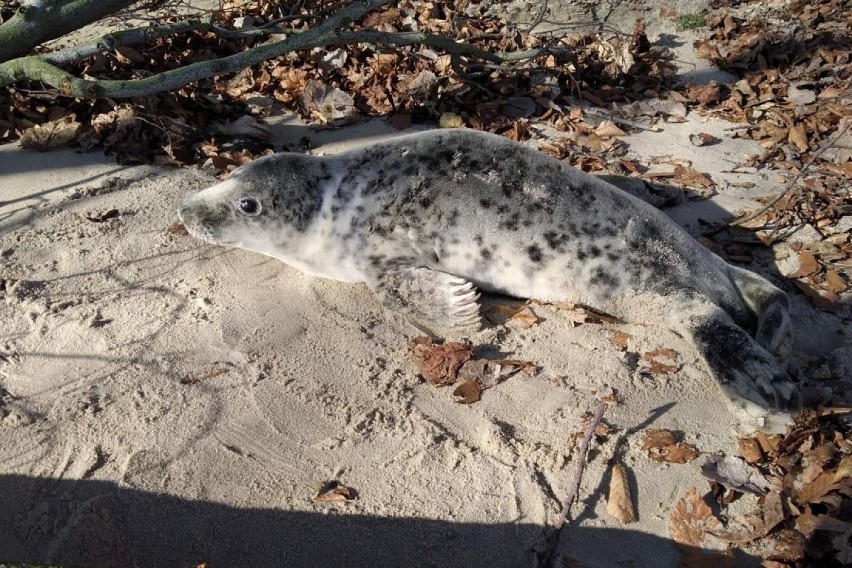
[
  {"left": 536, "top": 401, "right": 609, "bottom": 567},
  {"left": 555, "top": 401, "right": 609, "bottom": 529}
]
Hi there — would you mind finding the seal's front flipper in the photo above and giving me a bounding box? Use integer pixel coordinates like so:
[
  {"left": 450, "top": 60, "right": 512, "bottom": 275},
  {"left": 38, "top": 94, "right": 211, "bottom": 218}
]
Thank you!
[
  {"left": 675, "top": 300, "right": 801, "bottom": 433},
  {"left": 368, "top": 266, "right": 481, "bottom": 334}
]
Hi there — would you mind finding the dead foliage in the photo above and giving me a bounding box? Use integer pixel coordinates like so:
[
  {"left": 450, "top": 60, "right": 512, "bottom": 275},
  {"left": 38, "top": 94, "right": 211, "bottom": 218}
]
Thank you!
[
  {"left": 1, "top": 0, "right": 676, "bottom": 176},
  {"left": 687, "top": 0, "right": 851, "bottom": 308},
  {"left": 407, "top": 336, "right": 535, "bottom": 404},
  {"left": 670, "top": 411, "right": 852, "bottom": 566}
]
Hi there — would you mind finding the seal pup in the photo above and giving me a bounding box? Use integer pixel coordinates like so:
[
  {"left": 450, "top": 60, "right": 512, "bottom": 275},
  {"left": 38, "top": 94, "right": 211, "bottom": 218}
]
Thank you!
[{"left": 178, "top": 129, "right": 799, "bottom": 430}]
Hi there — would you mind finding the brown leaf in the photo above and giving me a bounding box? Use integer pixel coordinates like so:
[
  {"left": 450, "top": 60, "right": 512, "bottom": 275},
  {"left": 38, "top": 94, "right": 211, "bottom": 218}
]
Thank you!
[
  {"left": 642, "top": 429, "right": 677, "bottom": 450},
  {"left": 669, "top": 487, "right": 722, "bottom": 547},
  {"left": 452, "top": 379, "right": 482, "bottom": 404},
  {"left": 457, "top": 358, "right": 536, "bottom": 389},
  {"left": 793, "top": 280, "right": 839, "bottom": 312},
  {"left": 594, "top": 120, "right": 626, "bottom": 138},
  {"left": 824, "top": 270, "right": 848, "bottom": 294},
  {"left": 649, "top": 442, "right": 700, "bottom": 464},
  {"left": 674, "top": 165, "right": 714, "bottom": 189},
  {"left": 689, "top": 132, "right": 717, "bottom": 147},
  {"left": 738, "top": 438, "right": 764, "bottom": 464},
  {"left": 20, "top": 116, "right": 81, "bottom": 152},
  {"left": 313, "top": 480, "right": 354, "bottom": 502},
  {"left": 641, "top": 348, "right": 680, "bottom": 374},
  {"left": 755, "top": 431, "right": 781, "bottom": 454},
  {"left": 712, "top": 490, "right": 786, "bottom": 544},
  {"left": 686, "top": 83, "right": 720, "bottom": 106},
  {"left": 609, "top": 330, "right": 632, "bottom": 349},
  {"left": 408, "top": 337, "right": 473, "bottom": 386},
  {"left": 606, "top": 464, "right": 637, "bottom": 524},
  {"left": 788, "top": 125, "right": 809, "bottom": 152},
  {"left": 483, "top": 304, "right": 538, "bottom": 328},
  {"left": 788, "top": 251, "right": 819, "bottom": 278},
  {"left": 797, "top": 456, "right": 852, "bottom": 505}
]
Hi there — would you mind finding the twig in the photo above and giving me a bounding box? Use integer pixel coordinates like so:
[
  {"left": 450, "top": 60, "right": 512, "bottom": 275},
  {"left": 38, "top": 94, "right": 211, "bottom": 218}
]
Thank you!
[
  {"left": 556, "top": 402, "right": 608, "bottom": 528},
  {"left": 705, "top": 121, "right": 851, "bottom": 237},
  {"left": 536, "top": 401, "right": 608, "bottom": 567}
]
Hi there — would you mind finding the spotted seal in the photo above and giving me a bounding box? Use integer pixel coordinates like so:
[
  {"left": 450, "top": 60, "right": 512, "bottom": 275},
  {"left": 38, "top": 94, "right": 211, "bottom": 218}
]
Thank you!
[{"left": 178, "top": 128, "right": 799, "bottom": 430}]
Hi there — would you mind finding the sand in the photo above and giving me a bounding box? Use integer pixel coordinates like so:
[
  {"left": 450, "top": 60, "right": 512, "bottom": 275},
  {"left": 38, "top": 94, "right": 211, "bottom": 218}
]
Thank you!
[{"left": 2, "top": 3, "right": 850, "bottom": 568}]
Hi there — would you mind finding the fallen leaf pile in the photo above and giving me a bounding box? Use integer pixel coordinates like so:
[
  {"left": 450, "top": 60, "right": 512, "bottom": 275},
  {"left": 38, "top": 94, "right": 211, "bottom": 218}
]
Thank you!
[
  {"left": 686, "top": 0, "right": 851, "bottom": 308},
  {"left": 407, "top": 336, "right": 535, "bottom": 404},
  {"left": 1, "top": 0, "right": 677, "bottom": 175},
  {"left": 669, "top": 411, "right": 852, "bottom": 566}
]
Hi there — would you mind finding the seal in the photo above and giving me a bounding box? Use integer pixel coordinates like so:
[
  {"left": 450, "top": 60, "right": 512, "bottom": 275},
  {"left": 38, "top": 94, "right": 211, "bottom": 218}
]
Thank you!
[{"left": 178, "top": 129, "right": 799, "bottom": 430}]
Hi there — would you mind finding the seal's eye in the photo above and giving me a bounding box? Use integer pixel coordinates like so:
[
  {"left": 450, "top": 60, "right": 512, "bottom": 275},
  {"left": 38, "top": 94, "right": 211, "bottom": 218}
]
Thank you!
[{"left": 236, "top": 197, "right": 261, "bottom": 216}]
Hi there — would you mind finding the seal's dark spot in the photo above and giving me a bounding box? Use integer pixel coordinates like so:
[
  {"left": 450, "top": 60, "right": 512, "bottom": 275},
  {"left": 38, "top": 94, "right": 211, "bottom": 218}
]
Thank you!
[
  {"left": 480, "top": 198, "right": 492, "bottom": 209},
  {"left": 527, "top": 244, "right": 543, "bottom": 263},
  {"left": 589, "top": 245, "right": 601, "bottom": 258},
  {"left": 591, "top": 267, "right": 620, "bottom": 289},
  {"left": 481, "top": 248, "right": 492, "bottom": 260},
  {"left": 544, "top": 231, "right": 569, "bottom": 252},
  {"left": 474, "top": 235, "right": 484, "bottom": 245}
]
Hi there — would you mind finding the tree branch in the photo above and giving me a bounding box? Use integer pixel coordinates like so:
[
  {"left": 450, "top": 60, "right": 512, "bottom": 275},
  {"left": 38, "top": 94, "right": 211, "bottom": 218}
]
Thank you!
[
  {"left": 0, "top": 0, "right": 139, "bottom": 63},
  {"left": 0, "top": 0, "right": 574, "bottom": 100},
  {"left": 0, "top": 0, "right": 394, "bottom": 98}
]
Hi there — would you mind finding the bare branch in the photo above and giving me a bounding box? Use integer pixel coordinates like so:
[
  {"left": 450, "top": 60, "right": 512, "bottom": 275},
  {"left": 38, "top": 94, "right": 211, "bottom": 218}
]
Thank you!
[
  {"left": 0, "top": 0, "right": 394, "bottom": 98},
  {"left": 0, "top": 0, "right": 577, "bottom": 100},
  {"left": 0, "top": 0, "right": 139, "bottom": 63}
]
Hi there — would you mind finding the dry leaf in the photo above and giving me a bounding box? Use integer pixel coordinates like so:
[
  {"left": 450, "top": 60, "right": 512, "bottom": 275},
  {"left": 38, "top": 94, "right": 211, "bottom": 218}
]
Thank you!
[
  {"left": 669, "top": 487, "right": 722, "bottom": 547},
  {"left": 674, "top": 165, "right": 714, "bottom": 189},
  {"left": 606, "top": 464, "right": 637, "bottom": 524},
  {"left": 483, "top": 304, "right": 538, "bottom": 328},
  {"left": 640, "top": 349, "right": 680, "bottom": 374},
  {"left": 796, "top": 456, "right": 852, "bottom": 505},
  {"left": 313, "top": 480, "right": 354, "bottom": 502},
  {"left": 452, "top": 379, "right": 482, "bottom": 404},
  {"left": 609, "top": 330, "right": 632, "bottom": 349},
  {"left": 701, "top": 454, "right": 772, "bottom": 495},
  {"left": 689, "top": 132, "right": 717, "bottom": 146},
  {"left": 650, "top": 442, "right": 700, "bottom": 464},
  {"left": 788, "top": 124, "right": 809, "bottom": 152},
  {"left": 642, "top": 429, "right": 677, "bottom": 450},
  {"left": 168, "top": 221, "right": 189, "bottom": 236},
  {"left": 738, "top": 438, "right": 764, "bottom": 464},
  {"left": 789, "top": 252, "right": 818, "bottom": 278},
  {"left": 712, "top": 490, "right": 786, "bottom": 544},
  {"left": 755, "top": 431, "right": 781, "bottom": 454},
  {"left": 594, "top": 120, "right": 626, "bottom": 138},
  {"left": 20, "top": 117, "right": 81, "bottom": 152},
  {"left": 408, "top": 337, "right": 473, "bottom": 386},
  {"left": 457, "top": 358, "right": 536, "bottom": 390}
]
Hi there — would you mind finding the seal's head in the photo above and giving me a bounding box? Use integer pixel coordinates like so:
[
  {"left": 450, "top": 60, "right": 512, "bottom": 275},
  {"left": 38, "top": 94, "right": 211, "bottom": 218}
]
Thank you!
[{"left": 178, "top": 153, "right": 327, "bottom": 256}]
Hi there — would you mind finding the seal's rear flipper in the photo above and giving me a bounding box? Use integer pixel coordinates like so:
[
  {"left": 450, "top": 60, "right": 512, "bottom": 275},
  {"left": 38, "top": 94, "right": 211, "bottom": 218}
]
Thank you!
[
  {"left": 728, "top": 265, "right": 792, "bottom": 362},
  {"left": 368, "top": 266, "right": 481, "bottom": 334},
  {"left": 675, "top": 301, "right": 801, "bottom": 432}
]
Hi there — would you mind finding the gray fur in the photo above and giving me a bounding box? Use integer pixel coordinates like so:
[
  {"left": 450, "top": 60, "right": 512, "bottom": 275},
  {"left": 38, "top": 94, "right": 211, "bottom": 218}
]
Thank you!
[{"left": 179, "top": 129, "right": 799, "bottom": 431}]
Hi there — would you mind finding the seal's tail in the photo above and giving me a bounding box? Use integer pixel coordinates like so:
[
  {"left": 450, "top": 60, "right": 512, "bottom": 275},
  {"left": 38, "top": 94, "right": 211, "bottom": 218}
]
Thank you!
[{"left": 728, "top": 265, "right": 792, "bottom": 362}]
